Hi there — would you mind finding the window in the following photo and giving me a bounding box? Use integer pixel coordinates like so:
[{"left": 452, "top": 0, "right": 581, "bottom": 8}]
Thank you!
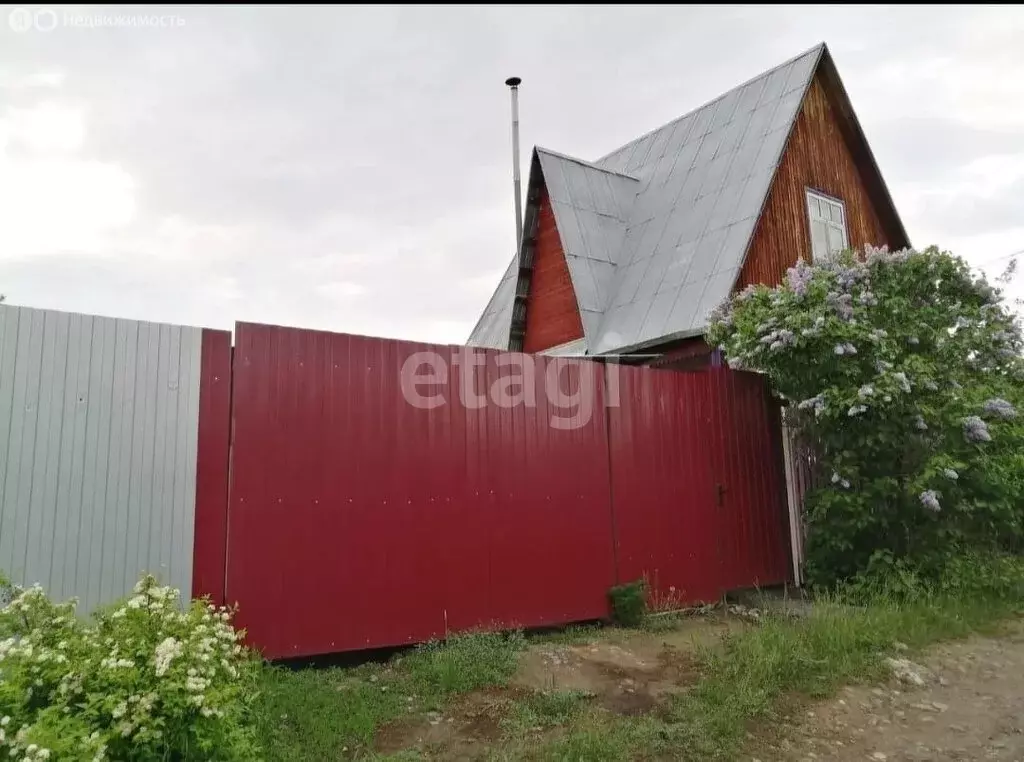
[{"left": 806, "top": 190, "right": 848, "bottom": 263}]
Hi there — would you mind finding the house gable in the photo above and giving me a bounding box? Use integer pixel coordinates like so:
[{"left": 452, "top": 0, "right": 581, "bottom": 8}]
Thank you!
[
  {"left": 467, "top": 42, "right": 910, "bottom": 356},
  {"left": 523, "top": 185, "right": 585, "bottom": 353},
  {"left": 737, "top": 62, "right": 908, "bottom": 289},
  {"left": 508, "top": 148, "right": 639, "bottom": 352}
]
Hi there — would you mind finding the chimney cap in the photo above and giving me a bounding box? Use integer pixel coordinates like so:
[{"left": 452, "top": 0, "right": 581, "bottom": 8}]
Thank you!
[{"left": 505, "top": 76, "right": 522, "bottom": 87}]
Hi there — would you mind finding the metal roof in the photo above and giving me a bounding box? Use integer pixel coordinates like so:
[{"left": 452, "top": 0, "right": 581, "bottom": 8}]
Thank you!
[
  {"left": 535, "top": 147, "right": 640, "bottom": 347},
  {"left": 468, "top": 43, "right": 829, "bottom": 353},
  {"left": 466, "top": 254, "right": 517, "bottom": 349}
]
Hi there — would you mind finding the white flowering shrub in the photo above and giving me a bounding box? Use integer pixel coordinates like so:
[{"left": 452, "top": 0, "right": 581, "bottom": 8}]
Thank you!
[
  {"left": 0, "top": 574, "right": 260, "bottom": 761},
  {"left": 708, "top": 245, "right": 1024, "bottom": 585}
]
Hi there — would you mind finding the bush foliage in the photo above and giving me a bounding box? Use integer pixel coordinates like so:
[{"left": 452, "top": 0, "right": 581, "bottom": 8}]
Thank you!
[
  {"left": 608, "top": 579, "right": 648, "bottom": 627},
  {"left": 0, "top": 575, "right": 259, "bottom": 761},
  {"left": 707, "top": 245, "right": 1024, "bottom": 585}
]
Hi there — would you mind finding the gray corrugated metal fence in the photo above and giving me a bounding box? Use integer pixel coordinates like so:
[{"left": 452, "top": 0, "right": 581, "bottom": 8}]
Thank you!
[{"left": 0, "top": 304, "right": 203, "bottom": 613}]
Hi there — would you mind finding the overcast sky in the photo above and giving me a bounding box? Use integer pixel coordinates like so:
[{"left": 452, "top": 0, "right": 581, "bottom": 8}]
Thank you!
[{"left": 1, "top": 4, "right": 1022, "bottom": 343}]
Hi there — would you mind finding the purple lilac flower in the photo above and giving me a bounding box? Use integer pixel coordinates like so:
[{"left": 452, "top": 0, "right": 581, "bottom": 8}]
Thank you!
[
  {"left": 843, "top": 342, "right": 857, "bottom": 355},
  {"left": 914, "top": 415, "right": 928, "bottom": 432},
  {"left": 834, "top": 344, "right": 847, "bottom": 356},
  {"left": 983, "top": 398, "right": 1017, "bottom": 420},
  {"left": 943, "top": 469, "right": 959, "bottom": 481},
  {"left": 834, "top": 264, "right": 867, "bottom": 290},
  {"left": 962, "top": 416, "right": 992, "bottom": 443},
  {"left": 736, "top": 284, "right": 759, "bottom": 303},
  {"left": 919, "top": 490, "right": 941, "bottom": 513},
  {"left": 864, "top": 244, "right": 890, "bottom": 264},
  {"left": 827, "top": 291, "right": 855, "bottom": 321},
  {"left": 708, "top": 299, "right": 734, "bottom": 328},
  {"left": 786, "top": 259, "right": 814, "bottom": 297}
]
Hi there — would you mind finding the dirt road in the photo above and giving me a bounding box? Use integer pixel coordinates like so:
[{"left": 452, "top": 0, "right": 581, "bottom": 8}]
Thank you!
[{"left": 764, "top": 622, "right": 1024, "bottom": 761}]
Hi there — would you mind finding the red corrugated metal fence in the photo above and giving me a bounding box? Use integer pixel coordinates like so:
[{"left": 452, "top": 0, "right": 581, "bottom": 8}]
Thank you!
[
  {"left": 192, "top": 323, "right": 792, "bottom": 659},
  {"left": 224, "top": 324, "right": 617, "bottom": 658}
]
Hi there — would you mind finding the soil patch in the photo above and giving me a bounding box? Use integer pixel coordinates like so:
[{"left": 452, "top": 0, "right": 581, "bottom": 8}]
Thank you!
[{"left": 756, "top": 619, "right": 1024, "bottom": 761}]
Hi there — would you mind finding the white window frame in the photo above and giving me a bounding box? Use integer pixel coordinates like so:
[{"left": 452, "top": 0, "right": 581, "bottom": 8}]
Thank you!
[{"left": 805, "top": 189, "right": 849, "bottom": 263}]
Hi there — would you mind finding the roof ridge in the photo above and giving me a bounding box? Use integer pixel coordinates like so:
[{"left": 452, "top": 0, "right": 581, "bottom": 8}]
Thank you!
[
  {"left": 535, "top": 146, "right": 640, "bottom": 181},
  {"left": 592, "top": 41, "right": 827, "bottom": 165}
]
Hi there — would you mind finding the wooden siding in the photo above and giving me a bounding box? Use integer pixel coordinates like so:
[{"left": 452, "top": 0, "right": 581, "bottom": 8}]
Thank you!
[
  {"left": 737, "top": 71, "right": 893, "bottom": 290},
  {"left": 523, "top": 187, "right": 584, "bottom": 353}
]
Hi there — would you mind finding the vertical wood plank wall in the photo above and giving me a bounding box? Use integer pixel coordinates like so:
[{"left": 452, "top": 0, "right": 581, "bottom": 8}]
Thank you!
[
  {"left": 737, "top": 72, "right": 893, "bottom": 289},
  {"left": 523, "top": 187, "right": 586, "bottom": 353}
]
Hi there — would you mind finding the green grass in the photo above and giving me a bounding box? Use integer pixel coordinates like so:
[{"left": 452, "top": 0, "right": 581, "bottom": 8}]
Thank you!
[
  {"left": 253, "top": 632, "right": 526, "bottom": 760},
  {"left": 529, "top": 591, "right": 1023, "bottom": 761},
  {"left": 525, "top": 622, "right": 604, "bottom": 646},
  {"left": 253, "top": 577, "right": 1024, "bottom": 761},
  {"left": 501, "top": 689, "right": 592, "bottom": 737}
]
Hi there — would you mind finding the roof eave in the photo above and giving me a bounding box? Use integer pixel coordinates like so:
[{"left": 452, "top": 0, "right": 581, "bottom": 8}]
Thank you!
[{"left": 593, "top": 326, "right": 708, "bottom": 358}]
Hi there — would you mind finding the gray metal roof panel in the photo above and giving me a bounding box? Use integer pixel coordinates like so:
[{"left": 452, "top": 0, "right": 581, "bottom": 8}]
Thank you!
[
  {"left": 466, "top": 255, "right": 517, "bottom": 348},
  {"left": 770, "top": 89, "right": 805, "bottom": 133},
  {"left": 610, "top": 259, "right": 647, "bottom": 309},
  {"left": 660, "top": 240, "right": 698, "bottom": 291},
  {"left": 549, "top": 199, "right": 584, "bottom": 255},
  {"left": 633, "top": 251, "right": 673, "bottom": 306},
  {"left": 694, "top": 267, "right": 741, "bottom": 325},
  {"left": 579, "top": 310, "right": 604, "bottom": 347},
  {"left": 638, "top": 286, "right": 680, "bottom": 342},
  {"left": 534, "top": 148, "right": 640, "bottom": 346},
  {"left": 625, "top": 133, "right": 656, "bottom": 173}
]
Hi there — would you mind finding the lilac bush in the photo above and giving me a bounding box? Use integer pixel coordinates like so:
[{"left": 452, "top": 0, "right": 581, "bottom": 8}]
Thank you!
[{"left": 707, "top": 246, "right": 1024, "bottom": 584}]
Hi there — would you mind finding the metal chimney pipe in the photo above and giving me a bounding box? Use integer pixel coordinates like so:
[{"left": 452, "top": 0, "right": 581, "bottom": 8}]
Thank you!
[{"left": 505, "top": 76, "right": 524, "bottom": 256}]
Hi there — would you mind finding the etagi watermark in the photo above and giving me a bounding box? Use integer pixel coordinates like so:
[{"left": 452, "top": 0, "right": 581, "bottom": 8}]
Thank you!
[
  {"left": 8, "top": 7, "right": 186, "bottom": 33},
  {"left": 399, "top": 348, "right": 622, "bottom": 430}
]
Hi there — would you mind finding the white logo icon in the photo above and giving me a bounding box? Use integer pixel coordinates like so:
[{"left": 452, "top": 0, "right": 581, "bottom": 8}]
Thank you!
[
  {"left": 8, "top": 7, "right": 34, "bottom": 33},
  {"left": 34, "top": 8, "right": 58, "bottom": 31},
  {"left": 8, "top": 7, "right": 58, "bottom": 33}
]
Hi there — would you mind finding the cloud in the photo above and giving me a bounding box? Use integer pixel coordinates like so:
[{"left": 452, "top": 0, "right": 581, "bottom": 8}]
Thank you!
[
  {"left": 0, "top": 5, "right": 1022, "bottom": 345},
  {"left": 0, "top": 102, "right": 136, "bottom": 260}
]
